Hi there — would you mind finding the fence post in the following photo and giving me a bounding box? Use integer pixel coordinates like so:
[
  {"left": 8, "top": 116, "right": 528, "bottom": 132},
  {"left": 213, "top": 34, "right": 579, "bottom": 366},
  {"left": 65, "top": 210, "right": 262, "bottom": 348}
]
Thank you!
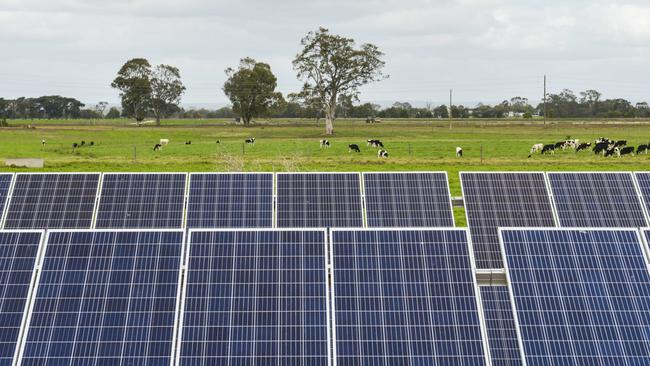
[
  {"left": 133, "top": 146, "right": 137, "bottom": 161},
  {"left": 480, "top": 144, "right": 483, "bottom": 164}
]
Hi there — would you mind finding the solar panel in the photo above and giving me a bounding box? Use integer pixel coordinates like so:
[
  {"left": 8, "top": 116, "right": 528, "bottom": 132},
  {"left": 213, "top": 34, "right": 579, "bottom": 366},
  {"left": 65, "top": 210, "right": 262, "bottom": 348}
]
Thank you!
[
  {"left": 3, "top": 173, "right": 100, "bottom": 229},
  {"left": 20, "top": 230, "right": 184, "bottom": 365},
  {"left": 276, "top": 173, "right": 363, "bottom": 228},
  {"left": 548, "top": 172, "right": 648, "bottom": 227},
  {"left": 460, "top": 172, "right": 556, "bottom": 269},
  {"left": 186, "top": 173, "right": 273, "bottom": 228},
  {"left": 331, "top": 229, "right": 488, "bottom": 365},
  {"left": 634, "top": 172, "right": 650, "bottom": 220},
  {"left": 363, "top": 172, "right": 455, "bottom": 227},
  {"left": 501, "top": 228, "right": 650, "bottom": 365},
  {"left": 479, "top": 286, "right": 523, "bottom": 366},
  {"left": 95, "top": 173, "right": 187, "bottom": 229},
  {"left": 179, "top": 229, "right": 329, "bottom": 365},
  {"left": 0, "top": 174, "right": 13, "bottom": 223},
  {"left": 0, "top": 230, "right": 42, "bottom": 365}
]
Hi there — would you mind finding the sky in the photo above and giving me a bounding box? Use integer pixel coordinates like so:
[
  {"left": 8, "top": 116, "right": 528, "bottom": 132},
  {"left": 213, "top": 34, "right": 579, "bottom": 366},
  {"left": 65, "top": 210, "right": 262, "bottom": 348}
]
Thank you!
[{"left": 1, "top": 0, "right": 650, "bottom": 108}]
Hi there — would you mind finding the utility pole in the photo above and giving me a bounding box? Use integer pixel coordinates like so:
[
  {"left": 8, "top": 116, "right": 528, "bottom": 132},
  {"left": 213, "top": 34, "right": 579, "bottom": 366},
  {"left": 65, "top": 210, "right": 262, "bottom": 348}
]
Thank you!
[
  {"left": 449, "top": 89, "right": 453, "bottom": 129},
  {"left": 543, "top": 75, "right": 547, "bottom": 126}
]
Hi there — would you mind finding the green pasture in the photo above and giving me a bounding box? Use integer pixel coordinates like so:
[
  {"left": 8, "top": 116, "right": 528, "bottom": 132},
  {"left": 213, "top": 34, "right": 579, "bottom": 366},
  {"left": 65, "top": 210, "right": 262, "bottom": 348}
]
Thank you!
[{"left": 1, "top": 118, "right": 649, "bottom": 226}]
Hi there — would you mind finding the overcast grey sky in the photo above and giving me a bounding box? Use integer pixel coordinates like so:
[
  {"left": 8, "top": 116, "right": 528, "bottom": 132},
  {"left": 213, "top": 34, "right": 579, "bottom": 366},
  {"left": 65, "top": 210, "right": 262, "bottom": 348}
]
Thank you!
[{"left": 1, "top": 0, "right": 649, "bottom": 107}]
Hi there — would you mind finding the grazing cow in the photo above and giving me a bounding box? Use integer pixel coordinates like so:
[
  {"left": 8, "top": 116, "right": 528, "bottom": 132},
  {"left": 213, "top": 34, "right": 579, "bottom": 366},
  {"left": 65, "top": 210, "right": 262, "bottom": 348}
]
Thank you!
[
  {"left": 637, "top": 144, "right": 648, "bottom": 155},
  {"left": 89, "top": 141, "right": 94, "bottom": 146},
  {"left": 153, "top": 143, "right": 162, "bottom": 151},
  {"left": 456, "top": 147, "right": 463, "bottom": 157},
  {"left": 72, "top": 143, "right": 78, "bottom": 149},
  {"left": 554, "top": 141, "right": 565, "bottom": 150},
  {"left": 367, "top": 139, "right": 384, "bottom": 148},
  {"left": 320, "top": 139, "right": 331, "bottom": 148},
  {"left": 245, "top": 138, "right": 255, "bottom": 145},
  {"left": 617, "top": 146, "right": 635, "bottom": 157},
  {"left": 80, "top": 141, "right": 85, "bottom": 146},
  {"left": 593, "top": 142, "right": 610, "bottom": 155},
  {"left": 595, "top": 137, "right": 612, "bottom": 145},
  {"left": 604, "top": 147, "right": 617, "bottom": 157},
  {"left": 159, "top": 139, "right": 169, "bottom": 146},
  {"left": 541, "top": 144, "right": 555, "bottom": 155},
  {"left": 528, "top": 143, "right": 544, "bottom": 158},
  {"left": 378, "top": 150, "right": 389, "bottom": 158},
  {"left": 614, "top": 140, "right": 627, "bottom": 148},
  {"left": 563, "top": 139, "right": 579, "bottom": 150},
  {"left": 349, "top": 144, "right": 361, "bottom": 153},
  {"left": 41, "top": 139, "right": 46, "bottom": 145},
  {"left": 576, "top": 143, "right": 591, "bottom": 152},
  {"left": 185, "top": 141, "right": 192, "bottom": 145}
]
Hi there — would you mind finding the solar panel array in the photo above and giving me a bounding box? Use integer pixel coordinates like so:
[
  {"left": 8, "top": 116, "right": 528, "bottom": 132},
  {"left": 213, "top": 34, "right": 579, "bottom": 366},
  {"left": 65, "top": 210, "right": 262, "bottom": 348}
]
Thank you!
[
  {"left": 0, "top": 174, "right": 12, "bottom": 222},
  {"left": 331, "top": 229, "right": 488, "bottom": 365},
  {"left": 548, "top": 172, "right": 648, "bottom": 227},
  {"left": 20, "top": 230, "right": 184, "bottom": 365},
  {"left": 635, "top": 172, "right": 650, "bottom": 219},
  {"left": 186, "top": 173, "right": 273, "bottom": 228},
  {"left": 95, "top": 173, "right": 187, "bottom": 229},
  {"left": 479, "top": 286, "right": 523, "bottom": 366},
  {"left": 0, "top": 231, "right": 42, "bottom": 365},
  {"left": 461, "top": 172, "right": 557, "bottom": 269},
  {"left": 3, "top": 173, "right": 100, "bottom": 229},
  {"left": 276, "top": 173, "right": 363, "bottom": 228},
  {"left": 180, "top": 229, "right": 329, "bottom": 365},
  {"left": 363, "top": 172, "right": 454, "bottom": 227},
  {"left": 501, "top": 228, "right": 650, "bottom": 366}
]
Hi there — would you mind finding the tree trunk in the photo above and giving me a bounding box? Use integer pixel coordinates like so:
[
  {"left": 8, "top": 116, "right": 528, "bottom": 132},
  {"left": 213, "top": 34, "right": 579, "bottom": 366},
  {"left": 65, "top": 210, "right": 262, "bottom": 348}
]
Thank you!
[
  {"left": 155, "top": 116, "right": 161, "bottom": 126},
  {"left": 325, "top": 104, "right": 335, "bottom": 135}
]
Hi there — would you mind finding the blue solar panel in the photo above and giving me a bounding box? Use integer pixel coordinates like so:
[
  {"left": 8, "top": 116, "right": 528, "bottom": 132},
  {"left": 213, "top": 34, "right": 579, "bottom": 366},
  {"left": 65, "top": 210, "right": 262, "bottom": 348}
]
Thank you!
[
  {"left": 0, "top": 231, "right": 42, "bottom": 365},
  {"left": 276, "top": 173, "right": 363, "bottom": 228},
  {"left": 363, "top": 172, "right": 455, "bottom": 227},
  {"left": 20, "top": 230, "right": 184, "bottom": 365},
  {"left": 95, "top": 173, "right": 187, "bottom": 229},
  {"left": 461, "top": 172, "right": 557, "bottom": 269},
  {"left": 186, "top": 173, "right": 273, "bottom": 228},
  {"left": 479, "top": 286, "right": 523, "bottom": 366},
  {"left": 0, "top": 174, "right": 12, "bottom": 223},
  {"left": 635, "top": 173, "right": 650, "bottom": 219},
  {"left": 501, "top": 228, "right": 650, "bottom": 365},
  {"left": 331, "top": 229, "right": 488, "bottom": 365},
  {"left": 3, "top": 173, "right": 100, "bottom": 229},
  {"left": 548, "top": 172, "right": 647, "bottom": 227},
  {"left": 179, "top": 229, "right": 329, "bottom": 365}
]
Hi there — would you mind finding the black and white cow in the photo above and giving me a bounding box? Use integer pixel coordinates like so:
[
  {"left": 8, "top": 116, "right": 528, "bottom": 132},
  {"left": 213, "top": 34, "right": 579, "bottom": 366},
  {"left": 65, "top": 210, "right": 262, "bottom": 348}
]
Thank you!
[
  {"left": 528, "top": 143, "right": 544, "bottom": 158},
  {"left": 320, "top": 139, "right": 331, "bottom": 148},
  {"left": 554, "top": 141, "right": 565, "bottom": 150},
  {"left": 72, "top": 143, "right": 78, "bottom": 149},
  {"left": 185, "top": 141, "right": 192, "bottom": 145},
  {"left": 616, "top": 146, "right": 635, "bottom": 157},
  {"left": 378, "top": 149, "right": 389, "bottom": 158},
  {"left": 245, "top": 137, "right": 256, "bottom": 145},
  {"left": 89, "top": 141, "right": 94, "bottom": 146},
  {"left": 367, "top": 139, "right": 384, "bottom": 148},
  {"left": 349, "top": 144, "right": 361, "bottom": 153},
  {"left": 575, "top": 143, "right": 591, "bottom": 152},
  {"left": 604, "top": 147, "right": 617, "bottom": 157},
  {"left": 456, "top": 147, "right": 463, "bottom": 157},
  {"left": 153, "top": 143, "right": 162, "bottom": 151},
  {"left": 593, "top": 142, "right": 610, "bottom": 155},
  {"left": 541, "top": 144, "right": 555, "bottom": 155},
  {"left": 614, "top": 140, "right": 627, "bottom": 148},
  {"left": 637, "top": 144, "right": 648, "bottom": 155}
]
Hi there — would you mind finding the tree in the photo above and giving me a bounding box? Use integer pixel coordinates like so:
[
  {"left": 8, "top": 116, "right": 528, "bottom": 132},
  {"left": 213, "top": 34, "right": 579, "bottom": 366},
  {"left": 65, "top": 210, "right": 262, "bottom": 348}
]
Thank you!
[
  {"left": 106, "top": 107, "right": 121, "bottom": 119},
  {"left": 111, "top": 58, "right": 152, "bottom": 122},
  {"left": 579, "top": 89, "right": 601, "bottom": 116},
  {"left": 223, "top": 58, "right": 282, "bottom": 126},
  {"left": 95, "top": 101, "right": 108, "bottom": 117},
  {"left": 293, "top": 27, "right": 386, "bottom": 134},
  {"left": 150, "top": 65, "right": 186, "bottom": 125}
]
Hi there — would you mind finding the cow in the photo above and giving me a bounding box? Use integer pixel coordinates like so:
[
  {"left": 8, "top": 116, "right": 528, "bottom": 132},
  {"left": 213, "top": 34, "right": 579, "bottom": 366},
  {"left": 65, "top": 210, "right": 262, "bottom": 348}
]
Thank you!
[
  {"left": 541, "top": 144, "right": 555, "bottom": 155},
  {"left": 320, "top": 139, "right": 331, "bottom": 148},
  {"left": 245, "top": 138, "right": 255, "bottom": 145},
  {"left": 41, "top": 139, "right": 46, "bottom": 145},
  {"left": 185, "top": 141, "right": 192, "bottom": 145},
  {"left": 528, "top": 143, "right": 544, "bottom": 158},
  {"left": 593, "top": 142, "right": 609, "bottom": 155},
  {"left": 367, "top": 139, "right": 384, "bottom": 148},
  {"left": 616, "top": 146, "right": 635, "bottom": 157},
  {"left": 216, "top": 140, "right": 220, "bottom": 144},
  {"left": 614, "top": 140, "right": 627, "bottom": 148},
  {"left": 349, "top": 144, "right": 361, "bottom": 153},
  {"left": 378, "top": 150, "right": 389, "bottom": 158},
  {"left": 72, "top": 143, "right": 78, "bottom": 149},
  {"left": 554, "top": 141, "right": 565, "bottom": 150},
  {"left": 159, "top": 139, "right": 169, "bottom": 146},
  {"left": 80, "top": 141, "right": 86, "bottom": 146},
  {"left": 89, "top": 141, "right": 94, "bottom": 146},
  {"left": 637, "top": 144, "right": 649, "bottom": 155},
  {"left": 456, "top": 147, "right": 463, "bottom": 157},
  {"left": 604, "top": 147, "right": 617, "bottom": 157},
  {"left": 595, "top": 137, "right": 612, "bottom": 145},
  {"left": 153, "top": 143, "right": 162, "bottom": 151},
  {"left": 575, "top": 142, "right": 591, "bottom": 152},
  {"left": 563, "top": 139, "right": 579, "bottom": 150}
]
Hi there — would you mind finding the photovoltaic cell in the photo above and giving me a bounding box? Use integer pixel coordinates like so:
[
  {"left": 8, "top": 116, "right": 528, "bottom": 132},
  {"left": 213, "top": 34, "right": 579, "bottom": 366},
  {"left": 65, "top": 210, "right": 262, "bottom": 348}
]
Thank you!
[
  {"left": 186, "top": 173, "right": 273, "bottom": 228},
  {"left": 501, "top": 228, "right": 650, "bottom": 366},
  {"left": 95, "top": 173, "right": 187, "bottom": 229},
  {"left": 3, "top": 173, "right": 99, "bottom": 229},
  {"left": 548, "top": 172, "right": 647, "bottom": 227},
  {"left": 479, "top": 286, "right": 523, "bottom": 366},
  {"left": 179, "top": 230, "right": 329, "bottom": 365},
  {"left": 363, "top": 172, "right": 454, "bottom": 227},
  {"left": 0, "top": 174, "right": 12, "bottom": 221},
  {"left": 331, "top": 229, "right": 487, "bottom": 365},
  {"left": 276, "top": 173, "right": 363, "bottom": 228},
  {"left": 21, "top": 230, "right": 184, "bottom": 366},
  {"left": 0, "top": 231, "right": 42, "bottom": 365},
  {"left": 635, "top": 172, "right": 650, "bottom": 219},
  {"left": 460, "top": 172, "right": 556, "bottom": 269}
]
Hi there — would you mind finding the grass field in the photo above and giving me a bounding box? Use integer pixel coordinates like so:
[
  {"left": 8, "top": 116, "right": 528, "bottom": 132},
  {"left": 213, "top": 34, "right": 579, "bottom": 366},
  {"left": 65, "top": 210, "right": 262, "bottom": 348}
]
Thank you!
[{"left": 2, "top": 118, "right": 649, "bottom": 225}]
